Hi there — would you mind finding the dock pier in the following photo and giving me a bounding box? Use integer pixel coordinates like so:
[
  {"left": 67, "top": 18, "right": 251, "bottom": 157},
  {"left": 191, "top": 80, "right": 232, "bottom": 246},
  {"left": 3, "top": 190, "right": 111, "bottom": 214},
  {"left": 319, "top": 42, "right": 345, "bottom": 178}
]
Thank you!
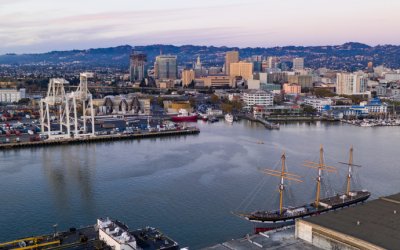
[
  {"left": 0, "top": 127, "right": 200, "bottom": 150},
  {"left": 241, "top": 115, "right": 280, "bottom": 129}
]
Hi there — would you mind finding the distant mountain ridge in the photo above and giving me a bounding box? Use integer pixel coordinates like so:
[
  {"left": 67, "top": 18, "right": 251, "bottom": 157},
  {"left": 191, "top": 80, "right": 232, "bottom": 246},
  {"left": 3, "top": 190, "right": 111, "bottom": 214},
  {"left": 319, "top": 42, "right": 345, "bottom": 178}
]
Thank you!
[{"left": 1, "top": 42, "right": 400, "bottom": 71}]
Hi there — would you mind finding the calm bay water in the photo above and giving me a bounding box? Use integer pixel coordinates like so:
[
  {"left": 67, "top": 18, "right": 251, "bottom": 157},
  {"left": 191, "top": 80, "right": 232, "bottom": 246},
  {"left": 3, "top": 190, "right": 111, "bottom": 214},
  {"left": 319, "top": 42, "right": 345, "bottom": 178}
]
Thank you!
[{"left": 1, "top": 120, "right": 399, "bottom": 249}]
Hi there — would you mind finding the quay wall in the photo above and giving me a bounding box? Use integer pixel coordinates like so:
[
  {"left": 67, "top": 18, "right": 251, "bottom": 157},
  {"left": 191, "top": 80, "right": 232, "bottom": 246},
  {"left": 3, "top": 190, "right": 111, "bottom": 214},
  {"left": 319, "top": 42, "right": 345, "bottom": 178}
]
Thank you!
[{"left": 0, "top": 128, "right": 200, "bottom": 150}]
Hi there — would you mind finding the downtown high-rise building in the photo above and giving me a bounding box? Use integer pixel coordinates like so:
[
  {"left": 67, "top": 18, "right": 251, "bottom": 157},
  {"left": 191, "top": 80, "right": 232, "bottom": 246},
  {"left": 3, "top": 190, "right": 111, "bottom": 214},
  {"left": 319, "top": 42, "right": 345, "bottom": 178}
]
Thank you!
[
  {"left": 154, "top": 55, "right": 178, "bottom": 80},
  {"left": 229, "top": 61, "right": 254, "bottom": 80},
  {"left": 336, "top": 72, "right": 368, "bottom": 95},
  {"left": 293, "top": 57, "right": 305, "bottom": 71},
  {"left": 181, "top": 69, "right": 195, "bottom": 87},
  {"left": 129, "top": 51, "right": 147, "bottom": 82},
  {"left": 266, "top": 56, "right": 280, "bottom": 69},
  {"left": 225, "top": 51, "right": 239, "bottom": 75}
]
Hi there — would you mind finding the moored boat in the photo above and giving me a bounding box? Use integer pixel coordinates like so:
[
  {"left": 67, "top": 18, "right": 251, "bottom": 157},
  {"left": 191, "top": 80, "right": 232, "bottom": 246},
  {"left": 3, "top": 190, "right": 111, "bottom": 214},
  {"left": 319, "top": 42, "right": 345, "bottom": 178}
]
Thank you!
[
  {"left": 171, "top": 109, "right": 198, "bottom": 122},
  {"left": 225, "top": 113, "right": 234, "bottom": 123},
  {"left": 234, "top": 146, "right": 370, "bottom": 228}
]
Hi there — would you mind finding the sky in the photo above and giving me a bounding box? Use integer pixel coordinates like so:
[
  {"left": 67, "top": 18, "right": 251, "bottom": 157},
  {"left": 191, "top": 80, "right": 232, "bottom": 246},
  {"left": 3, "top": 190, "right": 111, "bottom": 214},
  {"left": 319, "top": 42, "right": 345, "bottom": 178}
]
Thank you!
[{"left": 1, "top": 0, "right": 400, "bottom": 54}]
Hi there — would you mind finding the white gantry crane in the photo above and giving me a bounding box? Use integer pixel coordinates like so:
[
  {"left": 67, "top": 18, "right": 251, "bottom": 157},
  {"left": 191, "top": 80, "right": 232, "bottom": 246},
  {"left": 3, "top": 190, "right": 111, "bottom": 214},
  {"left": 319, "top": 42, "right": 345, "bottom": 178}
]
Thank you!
[{"left": 40, "top": 73, "right": 96, "bottom": 140}]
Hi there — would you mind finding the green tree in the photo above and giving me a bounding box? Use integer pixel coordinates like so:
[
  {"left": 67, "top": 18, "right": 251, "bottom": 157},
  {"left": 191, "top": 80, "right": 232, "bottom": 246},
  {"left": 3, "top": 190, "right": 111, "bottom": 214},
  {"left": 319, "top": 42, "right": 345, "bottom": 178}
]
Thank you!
[
  {"left": 17, "top": 98, "right": 31, "bottom": 105},
  {"left": 221, "top": 103, "right": 233, "bottom": 113},
  {"left": 210, "top": 94, "right": 219, "bottom": 104},
  {"left": 189, "top": 97, "right": 196, "bottom": 107},
  {"left": 157, "top": 96, "right": 165, "bottom": 107},
  {"left": 302, "top": 104, "right": 317, "bottom": 114},
  {"left": 315, "top": 88, "right": 336, "bottom": 98},
  {"left": 231, "top": 100, "right": 243, "bottom": 112}
]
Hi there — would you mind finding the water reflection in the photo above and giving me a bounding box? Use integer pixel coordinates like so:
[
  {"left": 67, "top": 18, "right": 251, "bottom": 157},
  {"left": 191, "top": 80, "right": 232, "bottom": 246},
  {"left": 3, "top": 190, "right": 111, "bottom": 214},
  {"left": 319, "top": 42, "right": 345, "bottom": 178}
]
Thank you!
[
  {"left": 0, "top": 121, "right": 399, "bottom": 248},
  {"left": 41, "top": 145, "right": 96, "bottom": 212}
]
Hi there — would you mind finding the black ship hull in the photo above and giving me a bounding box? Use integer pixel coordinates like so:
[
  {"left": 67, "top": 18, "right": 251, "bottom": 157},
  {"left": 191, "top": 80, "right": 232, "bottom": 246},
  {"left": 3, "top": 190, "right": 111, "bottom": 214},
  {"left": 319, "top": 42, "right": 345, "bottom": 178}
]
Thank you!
[{"left": 239, "top": 191, "right": 370, "bottom": 225}]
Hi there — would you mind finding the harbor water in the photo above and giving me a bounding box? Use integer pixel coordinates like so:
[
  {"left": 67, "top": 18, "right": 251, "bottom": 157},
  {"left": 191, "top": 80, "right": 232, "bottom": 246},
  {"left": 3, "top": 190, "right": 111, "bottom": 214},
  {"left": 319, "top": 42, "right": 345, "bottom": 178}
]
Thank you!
[{"left": 0, "top": 120, "right": 399, "bottom": 249}]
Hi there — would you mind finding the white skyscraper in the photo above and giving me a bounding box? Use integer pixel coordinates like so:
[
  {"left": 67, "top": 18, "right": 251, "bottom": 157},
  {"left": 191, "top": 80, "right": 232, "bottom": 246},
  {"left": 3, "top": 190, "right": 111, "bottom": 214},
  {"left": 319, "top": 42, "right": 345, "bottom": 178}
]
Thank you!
[
  {"left": 293, "top": 57, "right": 304, "bottom": 71},
  {"left": 336, "top": 73, "right": 368, "bottom": 95}
]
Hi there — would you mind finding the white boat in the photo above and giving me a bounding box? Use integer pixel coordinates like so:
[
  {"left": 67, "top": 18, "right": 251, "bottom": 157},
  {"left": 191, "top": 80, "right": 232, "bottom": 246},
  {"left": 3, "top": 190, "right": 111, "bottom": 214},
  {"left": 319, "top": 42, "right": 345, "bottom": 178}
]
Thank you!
[
  {"left": 360, "top": 122, "right": 373, "bottom": 127},
  {"left": 225, "top": 113, "right": 234, "bottom": 123}
]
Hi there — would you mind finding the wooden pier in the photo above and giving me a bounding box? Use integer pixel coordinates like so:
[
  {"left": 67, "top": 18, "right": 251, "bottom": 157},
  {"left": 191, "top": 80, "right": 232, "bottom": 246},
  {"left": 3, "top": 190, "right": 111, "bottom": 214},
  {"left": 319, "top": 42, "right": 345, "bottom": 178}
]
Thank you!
[{"left": 0, "top": 127, "right": 200, "bottom": 150}]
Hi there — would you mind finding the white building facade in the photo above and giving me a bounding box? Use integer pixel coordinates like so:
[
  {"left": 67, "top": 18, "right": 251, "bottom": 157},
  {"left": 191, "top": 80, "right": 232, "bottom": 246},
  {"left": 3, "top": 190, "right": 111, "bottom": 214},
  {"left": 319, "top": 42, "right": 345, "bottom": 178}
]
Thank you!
[
  {"left": 242, "top": 90, "right": 274, "bottom": 109},
  {"left": 303, "top": 98, "right": 333, "bottom": 112},
  {"left": 0, "top": 88, "right": 26, "bottom": 103},
  {"left": 97, "top": 218, "right": 137, "bottom": 250},
  {"left": 293, "top": 57, "right": 305, "bottom": 71},
  {"left": 336, "top": 73, "right": 368, "bottom": 95}
]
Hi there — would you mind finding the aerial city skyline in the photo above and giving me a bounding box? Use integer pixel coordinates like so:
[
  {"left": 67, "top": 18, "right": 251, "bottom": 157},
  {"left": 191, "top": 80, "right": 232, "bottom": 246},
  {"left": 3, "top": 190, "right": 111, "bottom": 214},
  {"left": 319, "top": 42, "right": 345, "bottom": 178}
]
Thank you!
[
  {"left": 1, "top": 0, "right": 400, "bottom": 249},
  {"left": 1, "top": 0, "right": 400, "bottom": 54}
]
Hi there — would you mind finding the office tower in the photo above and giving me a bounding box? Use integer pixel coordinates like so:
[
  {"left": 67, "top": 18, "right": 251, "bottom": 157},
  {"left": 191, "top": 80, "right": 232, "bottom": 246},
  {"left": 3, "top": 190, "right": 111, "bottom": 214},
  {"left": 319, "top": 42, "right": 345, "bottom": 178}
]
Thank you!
[
  {"left": 129, "top": 51, "right": 147, "bottom": 82},
  {"left": 154, "top": 55, "right": 178, "bottom": 79},
  {"left": 194, "top": 56, "right": 202, "bottom": 69},
  {"left": 194, "top": 56, "right": 204, "bottom": 77},
  {"left": 230, "top": 61, "right": 254, "bottom": 80},
  {"left": 251, "top": 55, "right": 263, "bottom": 62},
  {"left": 181, "top": 69, "right": 195, "bottom": 87},
  {"left": 293, "top": 57, "right": 305, "bottom": 71},
  {"left": 225, "top": 51, "right": 239, "bottom": 75},
  {"left": 267, "top": 56, "right": 280, "bottom": 69}
]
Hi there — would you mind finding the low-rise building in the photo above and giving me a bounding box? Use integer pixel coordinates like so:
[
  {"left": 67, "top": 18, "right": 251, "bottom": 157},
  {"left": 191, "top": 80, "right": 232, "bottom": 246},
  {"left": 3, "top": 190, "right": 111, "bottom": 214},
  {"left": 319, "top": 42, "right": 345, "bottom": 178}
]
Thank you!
[
  {"left": 283, "top": 83, "right": 301, "bottom": 94},
  {"left": 253, "top": 105, "right": 303, "bottom": 117},
  {"left": 0, "top": 88, "right": 26, "bottom": 103},
  {"left": 296, "top": 193, "right": 400, "bottom": 250},
  {"left": 228, "top": 93, "right": 241, "bottom": 102},
  {"left": 364, "top": 98, "right": 388, "bottom": 114},
  {"left": 242, "top": 90, "right": 273, "bottom": 109},
  {"left": 247, "top": 79, "right": 261, "bottom": 90},
  {"left": 261, "top": 83, "right": 281, "bottom": 92},
  {"left": 95, "top": 95, "right": 151, "bottom": 115},
  {"left": 97, "top": 218, "right": 137, "bottom": 250},
  {"left": 164, "top": 101, "right": 192, "bottom": 114},
  {"left": 201, "top": 75, "right": 235, "bottom": 88},
  {"left": 303, "top": 98, "right": 332, "bottom": 112},
  {"left": 158, "top": 80, "right": 175, "bottom": 89}
]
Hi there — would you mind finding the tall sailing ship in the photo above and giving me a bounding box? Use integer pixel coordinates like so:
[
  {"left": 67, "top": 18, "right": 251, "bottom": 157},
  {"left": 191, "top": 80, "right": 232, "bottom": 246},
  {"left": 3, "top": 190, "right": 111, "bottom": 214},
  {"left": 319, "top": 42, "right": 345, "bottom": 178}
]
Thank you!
[{"left": 235, "top": 146, "right": 370, "bottom": 229}]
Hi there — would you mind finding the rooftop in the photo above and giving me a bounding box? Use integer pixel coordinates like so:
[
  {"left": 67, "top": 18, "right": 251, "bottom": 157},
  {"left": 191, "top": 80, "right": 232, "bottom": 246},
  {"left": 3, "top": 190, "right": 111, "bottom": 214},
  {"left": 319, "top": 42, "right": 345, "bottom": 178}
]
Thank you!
[
  {"left": 97, "top": 218, "right": 136, "bottom": 246},
  {"left": 303, "top": 193, "right": 400, "bottom": 249},
  {"left": 130, "top": 227, "right": 180, "bottom": 250},
  {"left": 202, "top": 227, "right": 318, "bottom": 250}
]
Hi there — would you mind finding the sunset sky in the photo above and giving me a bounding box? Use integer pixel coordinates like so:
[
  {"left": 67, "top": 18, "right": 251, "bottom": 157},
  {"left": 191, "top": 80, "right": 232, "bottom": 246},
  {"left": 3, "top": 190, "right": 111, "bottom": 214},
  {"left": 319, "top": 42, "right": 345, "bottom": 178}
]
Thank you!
[{"left": 1, "top": 0, "right": 399, "bottom": 54}]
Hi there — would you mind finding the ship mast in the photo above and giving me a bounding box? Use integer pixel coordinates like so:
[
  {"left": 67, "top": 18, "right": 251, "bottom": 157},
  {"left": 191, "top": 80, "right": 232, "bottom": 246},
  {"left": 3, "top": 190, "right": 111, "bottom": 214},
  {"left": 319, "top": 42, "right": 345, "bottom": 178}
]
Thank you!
[
  {"left": 316, "top": 145, "right": 324, "bottom": 207},
  {"left": 261, "top": 152, "right": 302, "bottom": 215},
  {"left": 279, "top": 154, "right": 286, "bottom": 214},
  {"left": 346, "top": 147, "right": 353, "bottom": 195},
  {"left": 304, "top": 145, "right": 337, "bottom": 208},
  {"left": 339, "top": 146, "right": 362, "bottom": 196}
]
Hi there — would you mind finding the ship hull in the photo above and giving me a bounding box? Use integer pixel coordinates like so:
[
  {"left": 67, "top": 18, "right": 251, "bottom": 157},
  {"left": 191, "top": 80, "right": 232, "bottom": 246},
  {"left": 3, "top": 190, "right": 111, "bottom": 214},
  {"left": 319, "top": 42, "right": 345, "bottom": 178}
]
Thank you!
[
  {"left": 171, "top": 115, "right": 198, "bottom": 122},
  {"left": 240, "top": 192, "right": 370, "bottom": 227}
]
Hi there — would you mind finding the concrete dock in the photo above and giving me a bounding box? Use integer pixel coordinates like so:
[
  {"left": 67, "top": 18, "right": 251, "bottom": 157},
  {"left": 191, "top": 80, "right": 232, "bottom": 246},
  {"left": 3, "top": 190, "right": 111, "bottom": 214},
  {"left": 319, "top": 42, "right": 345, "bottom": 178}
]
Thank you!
[{"left": 0, "top": 127, "right": 200, "bottom": 150}]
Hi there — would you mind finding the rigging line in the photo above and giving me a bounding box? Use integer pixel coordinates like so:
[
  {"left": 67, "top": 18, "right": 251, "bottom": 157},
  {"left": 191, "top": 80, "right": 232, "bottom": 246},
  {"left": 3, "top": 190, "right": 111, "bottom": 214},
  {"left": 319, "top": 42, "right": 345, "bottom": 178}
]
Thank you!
[
  {"left": 242, "top": 176, "right": 273, "bottom": 211},
  {"left": 371, "top": 189, "right": 386, "bottom": 199},
  {"left": 237, "top": 176, "right": 270, "bottom": 210},
  {"left": 238, "top": 157, "right": 282, "bottom": 211},
  {"left": 286, "top": 184, "right": 297, "bottom": 207},
  {"left": 261, "top": 189, "right": 279, "bottom": 211},
  {"left": 235, "top": 176, "right": 268, "bottom": 211}
]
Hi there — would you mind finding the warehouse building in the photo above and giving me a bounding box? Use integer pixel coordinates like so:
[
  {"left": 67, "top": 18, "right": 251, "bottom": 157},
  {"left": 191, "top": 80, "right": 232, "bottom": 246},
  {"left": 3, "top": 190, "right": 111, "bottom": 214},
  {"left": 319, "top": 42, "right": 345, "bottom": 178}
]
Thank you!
[{"left": 296, "top": 193, "right": 400, "bottom": 249}]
